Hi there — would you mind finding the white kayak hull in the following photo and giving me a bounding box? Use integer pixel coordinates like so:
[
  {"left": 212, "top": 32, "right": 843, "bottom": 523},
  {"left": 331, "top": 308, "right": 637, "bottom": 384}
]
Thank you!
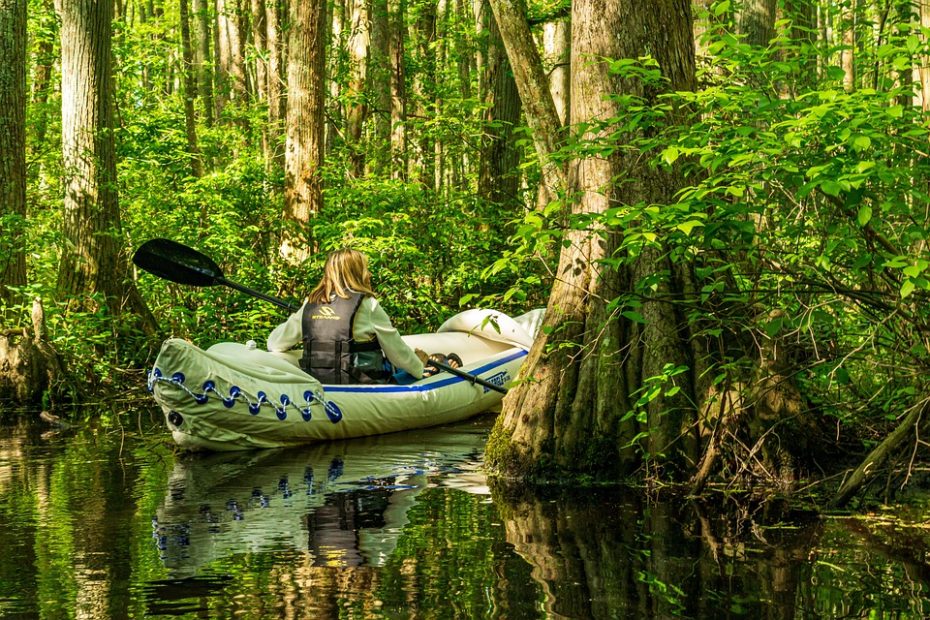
[{"left": 148, "top": 309, "right": 541, "bottom": 451}]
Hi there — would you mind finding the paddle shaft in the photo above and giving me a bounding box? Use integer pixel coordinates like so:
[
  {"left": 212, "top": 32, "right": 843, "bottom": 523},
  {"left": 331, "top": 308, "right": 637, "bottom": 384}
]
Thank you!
[
  {"left": 217, "top": 277, "right": 299, "bottom": 312},
  {"left": 430, "top": 359, "right": 508, "bottom": 394}
]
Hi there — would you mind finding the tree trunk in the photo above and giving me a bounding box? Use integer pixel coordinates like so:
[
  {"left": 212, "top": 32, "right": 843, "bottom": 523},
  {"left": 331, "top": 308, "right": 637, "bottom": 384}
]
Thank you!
[
  {"left": 478, "top": 1, "right": 521, "bottom": 208},
  {"left": 487, "top": 0, "right": 699, "bottom": 482},
  {"left": 215, "top": 0, "right": 231, "bottom": 114},
  {"left": 388, "top": 0, "right": 407, "bottom": 179},
  {"left": 736, "top": 0, "right": 776, "bottom": 47},
  {"left": 326, "top": 0, "right": 345, "bottom": 155},
  {"left": 193, "top": 0, "right": 215, "bottom": 125},
  {"left": 920, "top": 0, "right": 930, "bottom": 110},
  {"left": 30, "top": 0, "right": 57, "bottom": 152},
  {"left": 487, "top": 0, "right": 566, "bottom": 195},
  {"left": 180, "top": 0, "right": 205, "bottom": 177},
  {"left": 250, "top": 0, "right": 268, "bottom": 103},
  {"left": 58, "top": 0, "right": 155, "bottom": 331},
  {"left": 265, "top": 0, "right": 285, "bottom": 167},
  {"left": 842, "top": 1, "right": 856, "bottom": 91},
  {"left": 0, "top": 0, "right": 27, "bottom": 306},
  {"left": 411, "top": 1, "right": 435, "bottom": 187},
  {"left": 536, "top": 16, "right": 569, "bottom": 210},
  {"left": 345, "top": 0, "right": 370, "bottom": 177},
  {"left": 215, "top": 0, "right": 248, "bottom": 110},
  {"left": 369, "top": 0, "right": 391, "bottom": 174},
  {"left": 282, "top": 0, "right": 326, "bottom": 257},
  {"left": 542, "top": 18, "right": 569, "bottom": 125}
]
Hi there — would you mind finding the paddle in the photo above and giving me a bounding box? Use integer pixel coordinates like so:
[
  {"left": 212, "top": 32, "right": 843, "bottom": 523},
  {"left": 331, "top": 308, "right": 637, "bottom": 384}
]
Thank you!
[
  {"left": 132, "top": 238, "right": 509, "bottom": 393},
  {"left": 429, "top": 359, "right": 508, "bottom": 394},
  {"left": 132, "top": 238, "right": 298, "bottom": 311}
]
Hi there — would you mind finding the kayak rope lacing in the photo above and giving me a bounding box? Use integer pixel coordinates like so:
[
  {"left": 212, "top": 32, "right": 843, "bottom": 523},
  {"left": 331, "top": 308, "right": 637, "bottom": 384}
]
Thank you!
[{"left": 146, "top": 368, "right": 343, "bottom": 423}]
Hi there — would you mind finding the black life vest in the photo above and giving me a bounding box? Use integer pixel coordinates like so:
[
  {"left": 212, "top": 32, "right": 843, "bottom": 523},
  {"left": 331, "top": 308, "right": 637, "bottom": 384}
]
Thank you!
[{"left": 300, "top": 292, "right": 389, "bottom": 384}]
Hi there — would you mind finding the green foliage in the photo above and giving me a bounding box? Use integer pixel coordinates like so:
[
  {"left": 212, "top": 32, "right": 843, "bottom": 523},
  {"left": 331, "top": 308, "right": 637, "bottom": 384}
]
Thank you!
[{"left": 530, "top": 6, "right": 930, "bottom": 441}]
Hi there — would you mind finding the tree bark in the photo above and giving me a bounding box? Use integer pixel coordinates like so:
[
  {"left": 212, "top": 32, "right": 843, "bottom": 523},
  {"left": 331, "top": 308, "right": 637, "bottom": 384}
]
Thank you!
[
  {"left": 0, "top": 0, "right": 27, "bottom": 306},
  {"left": 542, "top": 18, "right": 569, "bottom": 126},
  {"left": 478, "top": 0, "right": 521, "bottom": 208},
  {"left": 841, "top": 1, "right": 856, "bottom": 91},
  {"left": 487, "top": 0, "right": 566, "bottom": 195},
  {"left": 920, "top": 0, "right": 930, "bottom": 110},
  {"left": 193, "top": 0, "right": 215, "bottom": 125},
  {"left": 736, "top": 0, "right": 776, "bottom": 47},
  {"left": 180, "top": 0, "right": 205, "bottom": 178},
  {"left": 535, "top": 16, "right": 569, "bottom": 210},
  {"left": 58, "top": 0, "right": 155, "bottom": 331},
  {"left": 250, "top": 0, "right": 268, "bottom": 103},
  {"left": 345, "top": 0, "right": 370, "bottom": 177},
  {"left": 325, "top": 0, "right": 345, "bottom": 155},
  {"left": 369, "top": 0, "right": 391, "bottom": 174},
  {"left": 30, "top": 0, "right": 57, "bottom": 152},
  {"left": 411, "top": 0, "right": 435, "bottom": 187},
  {"left": 488, "top": 0, "right": 699, "bottom": 482},
  {"left": 388, "top": 0, "right": 407, "bottom": 179},
  {"left": 265, "top": 0, "right": 285, "bottom": 167},
  {"left": 215, "top": 0, "right": 248, "bottom": 110},
  {"left": 282, "top": 0, "right": 326, "bottom": 256}
]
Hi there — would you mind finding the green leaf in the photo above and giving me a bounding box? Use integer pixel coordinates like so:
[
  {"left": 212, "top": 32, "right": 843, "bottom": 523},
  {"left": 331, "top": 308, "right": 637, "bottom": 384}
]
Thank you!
[
  {"left": 622, "top": 310, "right": 646, "bottom": 324},
  {"left": 857, "top": 205, "right": 872, "bottom": 227},
  {"left": 852, "top": 135, "right": 871, "bottom": 151},
  {"left": 713, "top": 0, "right": 730, "bottom": 17},
  {"left": 821, "top": 180, "right": 842, "bottom": 197},
  {"left": 676, "top": 220, "right": 704, "bottom": 235},
  {"left": 901, "top": 279, "right": 916, "bottom": 298},
  {"left": 903, "top": 264, "right": 924, "bottom": 278},
  {"left": 662, "top": 146, "right": 680, "bottom": 165}
]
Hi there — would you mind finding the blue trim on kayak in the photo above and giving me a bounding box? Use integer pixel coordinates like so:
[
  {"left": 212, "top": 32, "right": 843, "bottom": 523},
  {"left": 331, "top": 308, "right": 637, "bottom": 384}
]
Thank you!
[{"left": 322, "top": 349, "right": 528, "bottom": 394}]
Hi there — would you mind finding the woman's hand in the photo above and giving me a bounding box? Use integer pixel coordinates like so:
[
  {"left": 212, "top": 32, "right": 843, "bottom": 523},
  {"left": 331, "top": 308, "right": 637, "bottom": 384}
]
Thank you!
[{"left": 414, "top": 348, "right": 429, "bottom": 364}]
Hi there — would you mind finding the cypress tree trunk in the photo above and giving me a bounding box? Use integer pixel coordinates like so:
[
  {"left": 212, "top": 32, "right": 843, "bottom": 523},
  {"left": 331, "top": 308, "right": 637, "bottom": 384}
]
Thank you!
[
  {"left": 282, "top": 0, "right": 326, "bottom": 255},
  {"left": 0, "top": 0, "right": 27, "bottom": 306},
  {"left": 478, "top": 3, "right": 521, "bottom": 208},
  {"left": 58, "top": 0, "right": 155, "bottom": 331},
  {"left": 542, "top": 18, "right": 569, "bottom": 125},
  {"left": 31, "top": 0, "right": 57, "bottom": 153},
  {"left": 487, "top": 0, "right": 700, "bottom": 482},
  {"left": 250, "top": 0, "right": 268, "bottom": 103},
  {"left": 411, "top": 1, "right": 435, "bottom": 187},
  {"left": 842, "top": 1, "right": 857, "bottom": 91},
  {"left": 180, "top": 0, "right": 204, "bottom": 178},
  {"left": 265, "top": 0, "right": 285, "bottom": 167},
  {"left": 369, "top": 0, "right": 391, "bottom": 174},
  {"left": 346, "top": 0, "right": 369, "bottom": 177},
  {"left": 736, "top": 0, "right": 776, "bottom": 46},
  {"left": 388, "top": 0, "right": 407, "bottom": 179},
  {"left": 920, "top": 0, "right": 930, "bottom": 110},
  {"left": 193, "top": 0, "right": 215, "bottom": 125},
  {"left": 487, "top": 0, "right": 566, "bottom": 195}
]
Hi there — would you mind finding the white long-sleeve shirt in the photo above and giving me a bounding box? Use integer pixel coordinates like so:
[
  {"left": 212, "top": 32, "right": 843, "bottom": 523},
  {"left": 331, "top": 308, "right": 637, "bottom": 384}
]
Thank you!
[{"left": 266, "top": 296, "right": 425, "bottom": 378}]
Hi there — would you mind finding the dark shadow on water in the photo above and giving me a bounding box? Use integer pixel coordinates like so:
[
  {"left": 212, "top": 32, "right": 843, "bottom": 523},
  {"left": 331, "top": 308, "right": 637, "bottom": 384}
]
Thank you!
[{"left": 492, "top": 487, "right": 826, "bottom": 619}]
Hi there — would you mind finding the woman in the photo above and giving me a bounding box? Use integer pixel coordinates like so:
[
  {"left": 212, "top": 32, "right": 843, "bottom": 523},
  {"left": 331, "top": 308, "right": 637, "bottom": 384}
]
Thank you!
[{"left": 267, "top": 248, "right": 428, "bottom": 384}]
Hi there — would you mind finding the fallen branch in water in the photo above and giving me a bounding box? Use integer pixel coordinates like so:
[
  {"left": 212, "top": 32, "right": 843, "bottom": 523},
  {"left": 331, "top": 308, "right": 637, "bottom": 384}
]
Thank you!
[{"left": 832, "top": 398, "right": 930, "bottom": 508}]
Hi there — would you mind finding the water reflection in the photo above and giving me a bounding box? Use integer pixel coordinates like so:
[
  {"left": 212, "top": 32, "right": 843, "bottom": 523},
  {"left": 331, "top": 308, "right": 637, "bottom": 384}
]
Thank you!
[
  {"left": 4, "top": 413, "right": 930, "bottom": 618},
  {"left": 154, "top": 422, "right": 490, "bottom": 575}
]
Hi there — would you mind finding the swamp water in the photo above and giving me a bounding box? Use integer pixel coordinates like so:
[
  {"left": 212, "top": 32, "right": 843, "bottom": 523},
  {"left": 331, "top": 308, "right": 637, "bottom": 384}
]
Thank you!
[{"left": 1, "top": 411, "right": 930, "bottom": 619}]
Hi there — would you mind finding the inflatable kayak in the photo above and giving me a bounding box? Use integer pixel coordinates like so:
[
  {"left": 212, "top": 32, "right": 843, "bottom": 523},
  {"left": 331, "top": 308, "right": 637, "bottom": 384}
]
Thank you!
[{"left": 148, "top": 308, "right": 543, "bottom": 450}]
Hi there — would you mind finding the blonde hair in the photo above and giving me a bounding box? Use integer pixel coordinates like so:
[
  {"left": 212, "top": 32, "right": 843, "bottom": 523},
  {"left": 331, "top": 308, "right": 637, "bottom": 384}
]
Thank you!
[{"left": 306, "top": 248, "right": 376, "bottom": 304}]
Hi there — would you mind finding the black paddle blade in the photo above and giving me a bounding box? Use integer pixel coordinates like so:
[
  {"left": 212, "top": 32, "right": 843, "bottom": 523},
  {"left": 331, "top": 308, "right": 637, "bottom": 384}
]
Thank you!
[{"left": 132, "top": 238, "right": 224, "bottom": 287}]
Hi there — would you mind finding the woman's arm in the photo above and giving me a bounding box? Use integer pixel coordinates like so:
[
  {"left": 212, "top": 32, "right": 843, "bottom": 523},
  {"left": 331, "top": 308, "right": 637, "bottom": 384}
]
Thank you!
[
  {"left": 267, "top": 303, "right": 306, "bottom": 351},
  {"left": 359, "top": 297, "right": 425, "bottom": 378}
]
